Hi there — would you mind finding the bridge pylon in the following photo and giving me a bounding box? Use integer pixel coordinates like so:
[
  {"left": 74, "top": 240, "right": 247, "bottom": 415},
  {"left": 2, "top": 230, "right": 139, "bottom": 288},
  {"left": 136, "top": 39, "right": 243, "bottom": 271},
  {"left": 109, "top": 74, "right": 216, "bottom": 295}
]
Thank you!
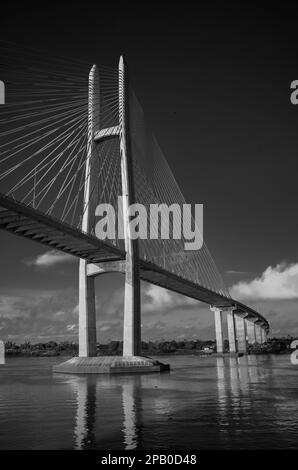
[
  {"left": 78, "top": 64, "right": 99, "bottom": 358},
  {"left": 78, "top": 57, "right": 141, "bottom": 358},
  {"left": 118, "top": 56, "right": 141, "bottom": 357},
  {"left": 58, "top": 56, "right": 169, "bottom": 376}
]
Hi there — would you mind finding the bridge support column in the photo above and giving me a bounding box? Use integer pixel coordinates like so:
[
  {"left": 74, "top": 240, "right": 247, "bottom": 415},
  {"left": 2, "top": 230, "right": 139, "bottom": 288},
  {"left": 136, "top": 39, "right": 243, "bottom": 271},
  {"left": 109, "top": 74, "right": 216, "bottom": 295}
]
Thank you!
[
  {"left": 79, "top": 260, "right": 97, "bottom": 357},
  {"left": 227, "top": 309, "right": 237, "bottom": 353},
  {"left": 235, "top": 315, "right": 247, "bottom": 354},
  {"left": 122, "top": 260, "right": 141, "bottom": 356},
  {"left": 261, "top": 328, "right": 266, "bottom": 344},
  {"left": 211, "top": 307, "right": 224, "bottom": 354},
  {"left": 0, "top": 340, "right": 5, "bottom": 365},
  {"left": 255, "top": 324, "right": 262, "bottom": 343},
  {"left": 246, "top": 320, "right": 256, "bottom": 345}
]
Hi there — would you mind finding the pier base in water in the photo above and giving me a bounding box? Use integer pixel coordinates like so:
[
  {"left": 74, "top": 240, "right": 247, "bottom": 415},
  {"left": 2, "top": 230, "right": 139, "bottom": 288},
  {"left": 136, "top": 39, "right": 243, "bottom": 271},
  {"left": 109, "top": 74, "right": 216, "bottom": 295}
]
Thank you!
[{"left": 53, "top": 356, "right": 170, "bottom": 375}]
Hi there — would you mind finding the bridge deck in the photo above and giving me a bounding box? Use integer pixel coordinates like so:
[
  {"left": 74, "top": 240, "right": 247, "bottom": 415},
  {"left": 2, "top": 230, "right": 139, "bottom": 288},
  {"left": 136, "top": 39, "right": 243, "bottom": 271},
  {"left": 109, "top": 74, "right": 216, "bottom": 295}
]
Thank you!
[
  {"left": 139, "top": 260, "right": 269, "bottom": 331},
  {"left": 0, "top": 194, "right": 269, "bottom": 331},
  {"left": 140, "top": 259, "right": 231, "bottom": 307},
  {"left": 0, "top": 194, "right": 125, "bottom": 263}
]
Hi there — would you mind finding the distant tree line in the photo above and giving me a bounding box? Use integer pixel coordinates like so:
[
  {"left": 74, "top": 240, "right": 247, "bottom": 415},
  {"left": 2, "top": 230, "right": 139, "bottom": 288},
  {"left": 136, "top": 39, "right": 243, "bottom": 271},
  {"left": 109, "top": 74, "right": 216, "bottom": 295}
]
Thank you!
[
  {"left": 99, "top": 339, "right": 217, "bottom": 356},
  {"left": 5, "top": 341, "right": 78, "bottom": 357},
  {"left": 249, "top": 336, "right": 295, "bottom": 354},
  {"left": 4, "top": 339, "right": 216, "bottom": 357},
  {"left": 4, "top": 336, "right": 296, "bottom": 357}
]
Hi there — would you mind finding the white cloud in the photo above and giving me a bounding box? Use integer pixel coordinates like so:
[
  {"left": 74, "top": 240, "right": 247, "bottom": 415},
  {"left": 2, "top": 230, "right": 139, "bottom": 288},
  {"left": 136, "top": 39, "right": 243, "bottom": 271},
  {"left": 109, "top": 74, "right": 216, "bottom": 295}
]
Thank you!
[
  {"left": 225, "top": 270, "right": 250, "bottom": 275},
  {"left": 96, "top": 287, "right": 124, "bottom": 317},
  {"left": 73, "top": 304, "right": 79, "bottom": 315},
  {"left": 0, "top": 288, "right": 79, "bottom": 343},
  {"left": 99, "top": 325, "right": 111, "bottom": 332},
  {"left": 143, "top": 284, "right": 197, "bottom": 313},
  {"left": 230, "top": 262, "right": 298, "bottom": 300},
  {"left": 53, "top": 310, "right": 66, "bottom": 318},
  {"left": 28, "top": 250, "right": 75, "bottom": 267}
]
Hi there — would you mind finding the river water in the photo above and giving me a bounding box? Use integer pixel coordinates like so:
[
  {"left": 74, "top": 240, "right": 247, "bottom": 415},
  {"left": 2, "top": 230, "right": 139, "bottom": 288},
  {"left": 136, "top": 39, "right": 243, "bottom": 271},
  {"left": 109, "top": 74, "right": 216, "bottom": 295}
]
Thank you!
[{"left": 0, "top": 354, "right": 297, "bottom": 449}]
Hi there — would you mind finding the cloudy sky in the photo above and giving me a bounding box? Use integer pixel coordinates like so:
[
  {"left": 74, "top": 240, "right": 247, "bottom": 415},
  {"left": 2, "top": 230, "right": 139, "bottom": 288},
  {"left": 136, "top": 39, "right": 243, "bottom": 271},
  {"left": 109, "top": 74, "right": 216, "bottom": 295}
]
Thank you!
[{"left": 1, "top": 3, "right": 298, "bottom": 343}]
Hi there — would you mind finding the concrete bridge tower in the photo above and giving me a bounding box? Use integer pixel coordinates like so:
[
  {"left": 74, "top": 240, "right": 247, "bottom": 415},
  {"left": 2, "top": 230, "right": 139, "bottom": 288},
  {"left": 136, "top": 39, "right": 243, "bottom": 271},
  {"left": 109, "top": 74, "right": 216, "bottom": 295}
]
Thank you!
[
  {"left": 54, "top": 58, "right": 168, "bottom": 374},
  {"left": 78, "top": 57, "right": 141, "bottom": 359}
]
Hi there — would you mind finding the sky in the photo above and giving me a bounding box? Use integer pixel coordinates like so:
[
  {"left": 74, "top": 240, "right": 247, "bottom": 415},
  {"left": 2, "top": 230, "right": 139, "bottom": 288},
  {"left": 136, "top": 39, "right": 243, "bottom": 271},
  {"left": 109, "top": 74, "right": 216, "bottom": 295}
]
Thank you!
[{"left": 0, "top": 2, "right": 298, "bottom": 343}]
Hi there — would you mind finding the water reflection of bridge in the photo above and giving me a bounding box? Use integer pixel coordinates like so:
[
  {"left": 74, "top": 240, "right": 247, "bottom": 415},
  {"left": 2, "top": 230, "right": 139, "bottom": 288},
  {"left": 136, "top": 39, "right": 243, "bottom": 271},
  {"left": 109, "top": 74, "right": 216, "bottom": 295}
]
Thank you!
[
  {"left": 58, "top": 356, "right": 274, "bottom": 450},
  {"left": 215, "top": 356, "right": 273, "bottom": 448},
  {"left": 69, "top": 375, "right": 142, "bottom": 450}
]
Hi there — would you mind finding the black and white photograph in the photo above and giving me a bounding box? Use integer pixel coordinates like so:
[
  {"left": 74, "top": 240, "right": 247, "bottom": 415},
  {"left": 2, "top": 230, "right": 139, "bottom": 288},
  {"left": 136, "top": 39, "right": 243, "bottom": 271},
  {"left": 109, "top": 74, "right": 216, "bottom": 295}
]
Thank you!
[{"left": 0, "top": 1, "right": 298, "bottom": 460}]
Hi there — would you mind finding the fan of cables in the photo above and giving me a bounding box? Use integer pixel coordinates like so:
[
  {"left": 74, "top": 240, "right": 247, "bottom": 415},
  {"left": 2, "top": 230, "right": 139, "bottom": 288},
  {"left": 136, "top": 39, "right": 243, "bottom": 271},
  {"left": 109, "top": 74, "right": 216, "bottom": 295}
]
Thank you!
[{"left": 0, "top": 41, "right": 121, "bottom": 230}]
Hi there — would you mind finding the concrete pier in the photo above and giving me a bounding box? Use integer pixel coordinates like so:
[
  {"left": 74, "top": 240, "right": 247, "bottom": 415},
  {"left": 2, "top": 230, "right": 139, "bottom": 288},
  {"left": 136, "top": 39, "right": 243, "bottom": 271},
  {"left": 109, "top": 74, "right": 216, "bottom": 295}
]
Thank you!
[
  {"left": 0, "top": 80, "right": 4, "bottom": 105},
  {"left": 235, "top": 315, "right": 247, "bottom": 354},
  {"left": 261, "top": 328, "right": 266, "bottom": 344},
  {"left": 211, "top": 307, "right": 224, "bottom": 353},
  {"left": 227, "top": 309, "right": 237, "bottom": 353},
  {"left": 79, "top": 260, "right": 97, "bottom": 357},
  {"left": 0, "top": 340, "right": 5, "bottom": 365},
  {"left": 255, "top": 324, "right": 263, "bottom": 344},
  {"left": 246, "top": 320, "right": 256, "bottom": 345},
  {"left": 54, "top": 356, "right": 169, "bottom": 374}
]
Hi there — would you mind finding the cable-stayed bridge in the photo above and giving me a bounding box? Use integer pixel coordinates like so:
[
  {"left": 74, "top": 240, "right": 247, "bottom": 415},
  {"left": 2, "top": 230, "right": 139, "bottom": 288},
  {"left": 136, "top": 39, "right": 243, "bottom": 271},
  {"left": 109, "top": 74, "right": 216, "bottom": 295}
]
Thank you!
[{"left": 0, "top": 44, "right": 268, "bottom": 372}]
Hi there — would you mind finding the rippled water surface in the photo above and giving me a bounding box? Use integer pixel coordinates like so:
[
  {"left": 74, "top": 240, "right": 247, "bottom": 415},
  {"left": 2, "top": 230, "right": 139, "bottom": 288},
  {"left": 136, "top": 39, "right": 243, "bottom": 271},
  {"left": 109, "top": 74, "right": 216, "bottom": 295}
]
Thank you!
[{"left": 0, "top": 354, "right": 297, "bottom": 449}]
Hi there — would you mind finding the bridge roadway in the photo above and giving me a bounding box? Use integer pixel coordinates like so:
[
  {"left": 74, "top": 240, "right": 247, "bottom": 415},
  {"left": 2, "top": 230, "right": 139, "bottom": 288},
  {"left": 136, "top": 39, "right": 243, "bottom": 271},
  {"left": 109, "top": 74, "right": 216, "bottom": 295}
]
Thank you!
[{"left": 0, "top": 192, "right": 269, "bottom": 332}]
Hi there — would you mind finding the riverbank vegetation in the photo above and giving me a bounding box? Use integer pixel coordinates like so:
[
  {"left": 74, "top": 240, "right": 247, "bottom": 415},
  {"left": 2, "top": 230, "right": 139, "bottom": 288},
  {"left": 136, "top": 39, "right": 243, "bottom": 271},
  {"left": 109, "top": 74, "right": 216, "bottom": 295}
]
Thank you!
[{"left": 3, "top": 336, "right": 296, "bottom": 357}]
